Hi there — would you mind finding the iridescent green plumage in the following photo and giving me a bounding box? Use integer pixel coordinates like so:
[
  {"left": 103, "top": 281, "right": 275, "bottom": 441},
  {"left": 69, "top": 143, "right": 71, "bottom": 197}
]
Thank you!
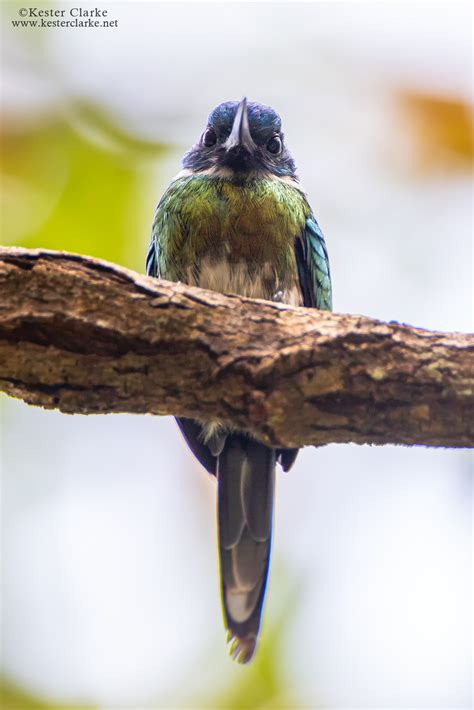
[
  {"left": 148, "top": 172, "right": 331, "bottom": 310},
  {"left": 151, "top": 174, "right": 304, "bottom": 294},
  {"left": 296, "top": 216, "right": 332, "bottom": 310}
]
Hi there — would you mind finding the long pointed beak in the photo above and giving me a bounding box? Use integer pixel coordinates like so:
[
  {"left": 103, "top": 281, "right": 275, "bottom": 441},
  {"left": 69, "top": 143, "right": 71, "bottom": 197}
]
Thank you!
[{"left": 224, "top": 97, "right": 256, "bottom": 153}]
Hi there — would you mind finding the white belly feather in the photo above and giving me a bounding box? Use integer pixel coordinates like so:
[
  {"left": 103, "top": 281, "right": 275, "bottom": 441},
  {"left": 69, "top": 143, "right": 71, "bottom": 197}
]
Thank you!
[{"left": 186, "top": 257, "right": 302, "bottom": 306}]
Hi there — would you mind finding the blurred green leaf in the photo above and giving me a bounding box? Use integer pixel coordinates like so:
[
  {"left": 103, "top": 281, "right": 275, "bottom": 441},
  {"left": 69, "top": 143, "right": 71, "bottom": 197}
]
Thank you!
[
  {"left": 1, "top": 103, "right": 171, "bottom": 272},
  {"left": 0, "top": 677, "right": 94, "bottom": 710}
]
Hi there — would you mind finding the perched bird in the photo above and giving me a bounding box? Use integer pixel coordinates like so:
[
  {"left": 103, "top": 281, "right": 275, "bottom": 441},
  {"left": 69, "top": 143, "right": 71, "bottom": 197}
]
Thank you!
[{"left": 147, "top": 98, "right": 332, "bottom": 663}]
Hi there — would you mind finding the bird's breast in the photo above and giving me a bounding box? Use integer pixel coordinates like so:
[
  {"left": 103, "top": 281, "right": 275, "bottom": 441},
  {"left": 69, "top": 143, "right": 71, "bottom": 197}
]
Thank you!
[{"left": 158, "top": 174, "right": 309, "bottom": 305}]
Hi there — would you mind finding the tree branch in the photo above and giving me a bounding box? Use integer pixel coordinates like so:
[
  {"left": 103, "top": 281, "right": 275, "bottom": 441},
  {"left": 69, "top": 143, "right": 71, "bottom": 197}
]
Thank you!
[{"left": 0, "top": 247, "right": 472, "bottom": 449}]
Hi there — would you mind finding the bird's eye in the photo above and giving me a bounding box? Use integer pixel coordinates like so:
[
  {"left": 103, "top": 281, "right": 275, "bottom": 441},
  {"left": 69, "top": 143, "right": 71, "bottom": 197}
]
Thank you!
[
  {"left": 202, "top": 127, "right": 217, "bottom": 147},
  {"left": 266, "top": 135, "right": 282, "bottom": 154}
]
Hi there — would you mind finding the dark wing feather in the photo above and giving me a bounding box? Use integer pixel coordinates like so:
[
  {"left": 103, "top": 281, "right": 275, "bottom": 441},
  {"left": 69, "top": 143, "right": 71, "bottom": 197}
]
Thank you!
[
  {"left": 146, "top": 239, "right": 159, "bottom": 278},
  {"left": 176, "top": 417, "right": 217, "bottom": 475},
  {"left": 295, "top": 216, "right": 332, "bottom": 311},
  {"left": 278, "top": 448, "right": 299, "bottom": 472}
]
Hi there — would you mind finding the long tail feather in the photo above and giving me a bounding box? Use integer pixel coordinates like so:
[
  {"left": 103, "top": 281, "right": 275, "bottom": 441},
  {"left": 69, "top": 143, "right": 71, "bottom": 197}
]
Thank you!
[{"left": 217, "top": 435, "right": 276, "bottom": 663}]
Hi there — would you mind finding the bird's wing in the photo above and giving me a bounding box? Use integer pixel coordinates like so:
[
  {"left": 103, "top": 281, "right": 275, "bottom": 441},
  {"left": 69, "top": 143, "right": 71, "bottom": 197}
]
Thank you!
[
  {"left": 146, "top": 196, "right": 167, "bottom": 278},
  {"left": 146, "top": 238, "right": 159, "bottom": 277},
  {"left": 146, "top": 184, "right": 219, "bottom": 475},
  {"left": 294, "top": 215, "right": 332, "bottom": 311},
  {"left": 176, "top": 417, "right": 217, "bottom": 475},
  {"left": 146, "top": 176, "right": 189, "bottom": 280}
]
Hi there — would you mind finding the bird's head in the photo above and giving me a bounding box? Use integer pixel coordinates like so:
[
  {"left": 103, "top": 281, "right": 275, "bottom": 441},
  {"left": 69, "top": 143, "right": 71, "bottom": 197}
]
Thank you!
[{"left": 182, "top": 98, "right": 296, "bottom": 180}]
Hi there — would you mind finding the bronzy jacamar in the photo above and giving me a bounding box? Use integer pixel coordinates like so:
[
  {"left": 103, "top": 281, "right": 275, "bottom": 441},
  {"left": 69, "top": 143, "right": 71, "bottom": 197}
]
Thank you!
[{"left": 147, "top": 98, "right": 332, "bottom": 663}]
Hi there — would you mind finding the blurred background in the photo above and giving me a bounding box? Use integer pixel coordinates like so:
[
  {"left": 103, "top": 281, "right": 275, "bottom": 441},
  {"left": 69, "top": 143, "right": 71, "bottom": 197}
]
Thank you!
[{"left": 1, "top": 1, "right": 472, "bottom": 708}]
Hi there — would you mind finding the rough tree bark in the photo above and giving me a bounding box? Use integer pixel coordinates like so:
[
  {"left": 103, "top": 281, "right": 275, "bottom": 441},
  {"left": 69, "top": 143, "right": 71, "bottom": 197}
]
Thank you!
[{"left": 0, "top": 247, "right": 472, "bottom": 449}]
